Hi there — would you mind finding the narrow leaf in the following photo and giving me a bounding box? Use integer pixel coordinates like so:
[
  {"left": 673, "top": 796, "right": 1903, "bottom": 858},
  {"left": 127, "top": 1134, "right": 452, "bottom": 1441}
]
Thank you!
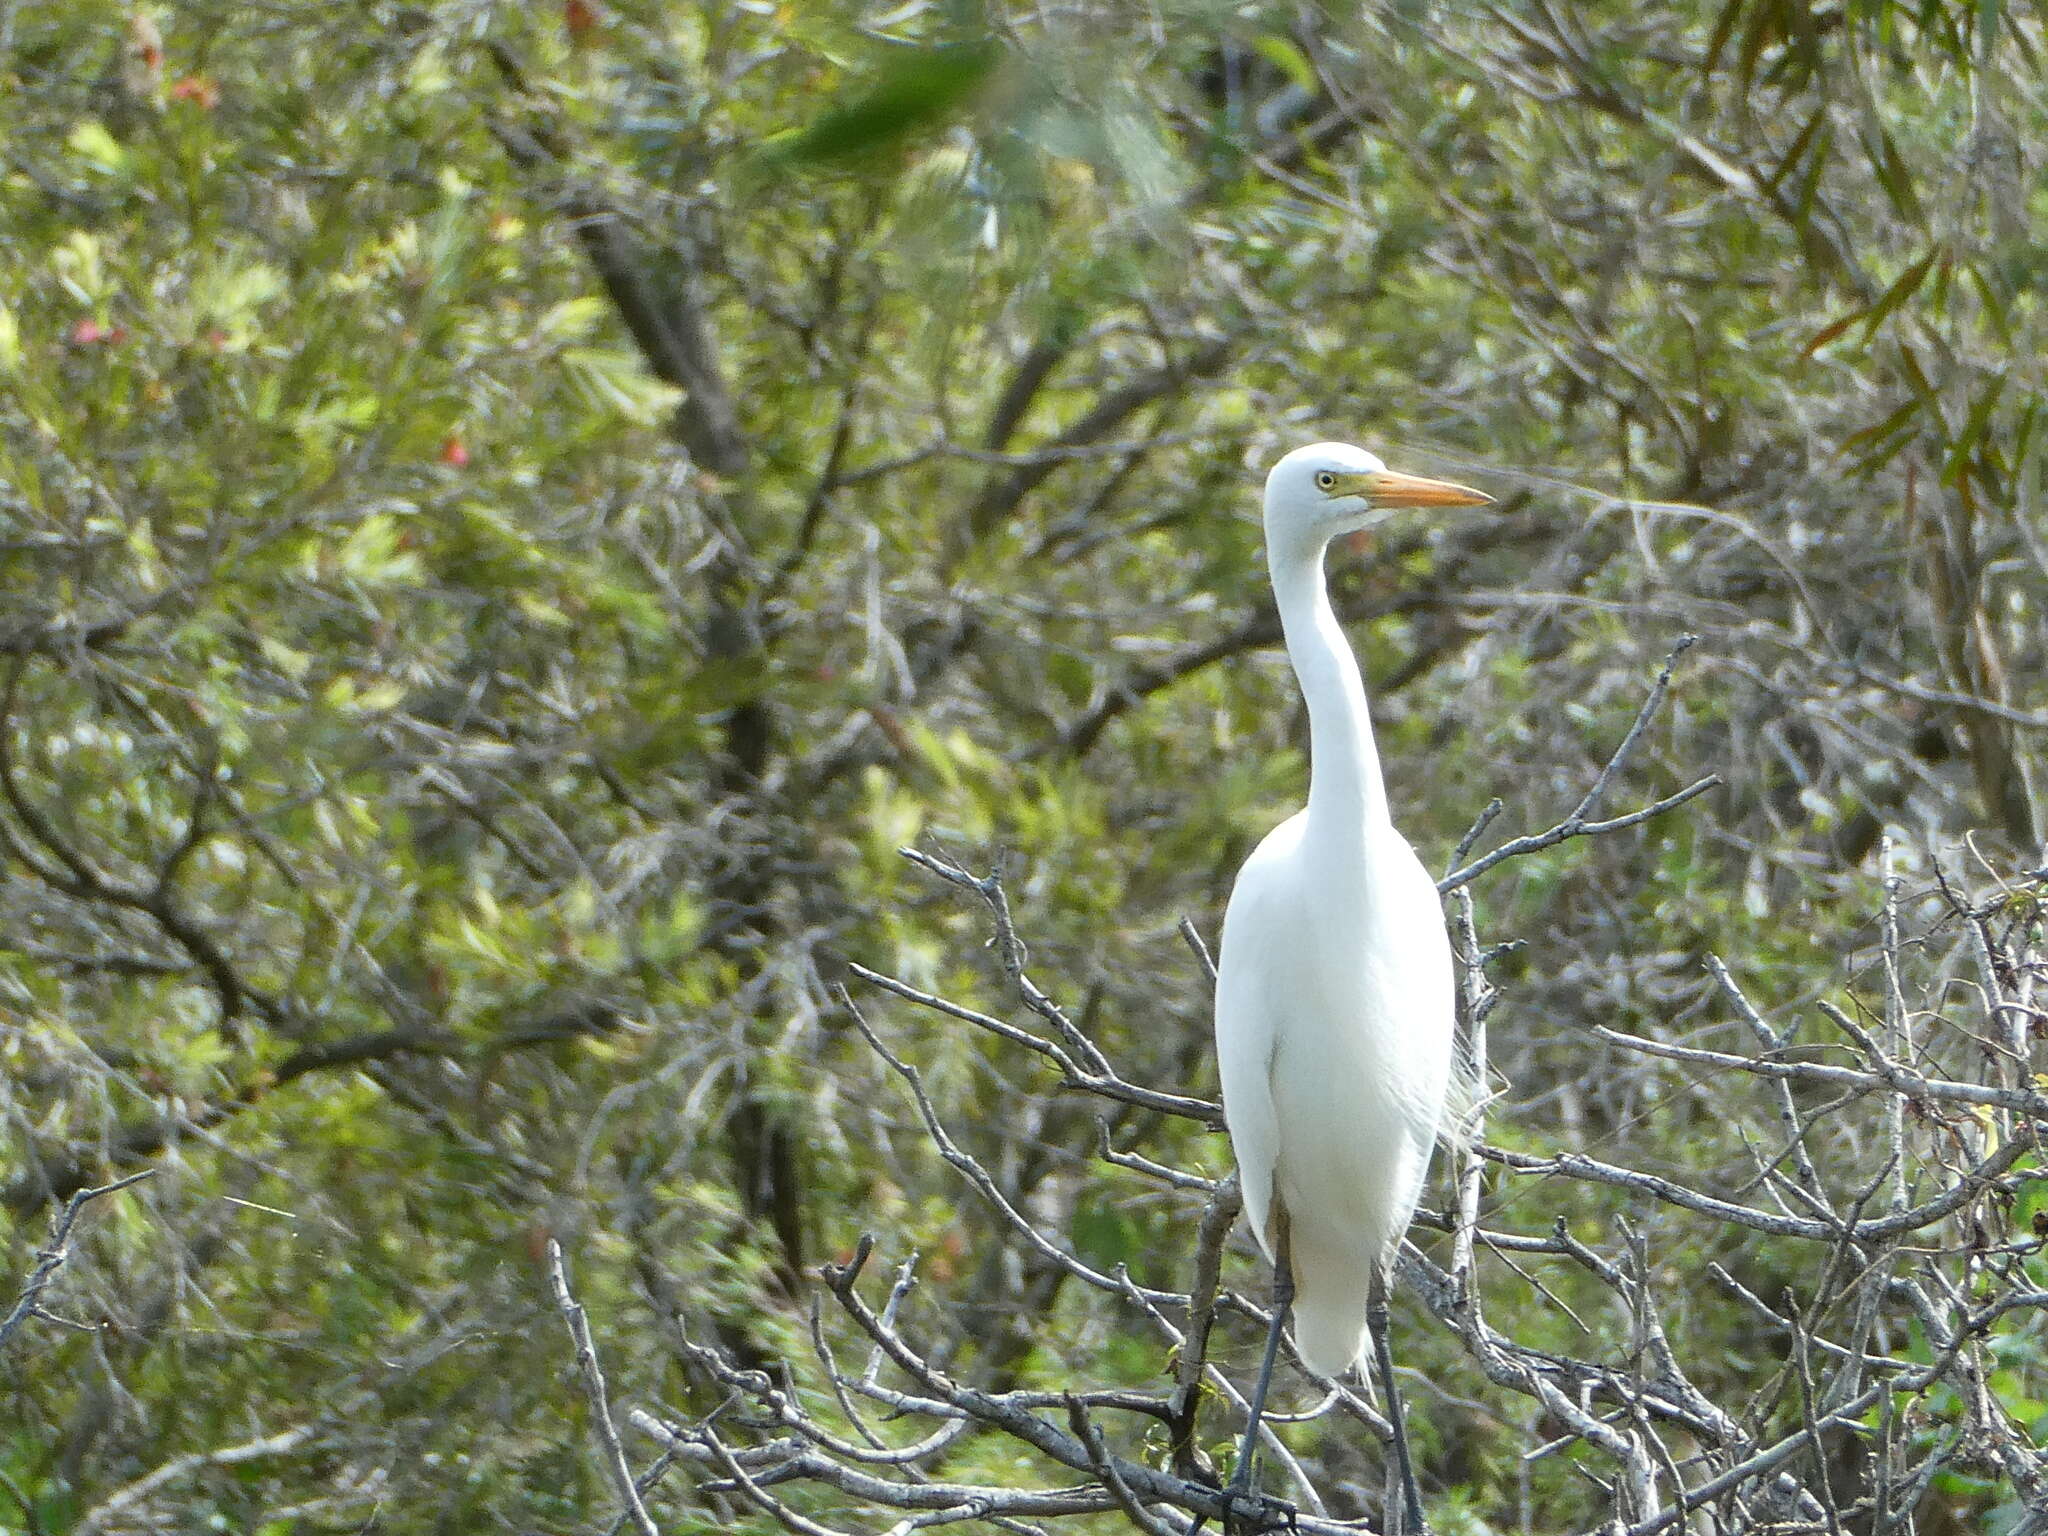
[
  {"left": 777, "top": 40, "right": 1000, "bottom": 168},
  {"left": 1856, "top": 247, "right": 1939, "bottom": 346}
]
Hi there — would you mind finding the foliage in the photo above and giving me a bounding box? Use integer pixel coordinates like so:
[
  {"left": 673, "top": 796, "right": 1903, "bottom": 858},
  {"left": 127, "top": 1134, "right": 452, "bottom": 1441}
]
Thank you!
[{"left": 2, "top": 1, "right": 2045, "bottom": 1532}]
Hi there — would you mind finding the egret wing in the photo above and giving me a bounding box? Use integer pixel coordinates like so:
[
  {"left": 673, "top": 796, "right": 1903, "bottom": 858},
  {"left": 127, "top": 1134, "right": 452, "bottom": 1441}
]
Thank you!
[{"left": 1213, "top": 815, "right": 1303, "bottom": 1263}]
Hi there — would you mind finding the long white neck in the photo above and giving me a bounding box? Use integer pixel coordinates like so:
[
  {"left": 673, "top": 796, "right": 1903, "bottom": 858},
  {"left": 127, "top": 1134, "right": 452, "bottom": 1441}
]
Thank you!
[{"left": 1268, "top": 531, "right": 1388, "bottom": 839}]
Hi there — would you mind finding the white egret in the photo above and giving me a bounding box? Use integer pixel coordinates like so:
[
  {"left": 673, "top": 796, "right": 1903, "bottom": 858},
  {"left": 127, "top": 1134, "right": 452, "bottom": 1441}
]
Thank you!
[{"left": 1216, "top": 443, "right": 1490, "bottom": 1533}]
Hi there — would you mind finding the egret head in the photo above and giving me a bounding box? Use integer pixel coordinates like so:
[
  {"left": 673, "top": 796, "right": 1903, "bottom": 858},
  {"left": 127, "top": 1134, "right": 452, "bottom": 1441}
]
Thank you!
[{"left": 1262, "top": 442, "right": 1491, "bottom": 552}]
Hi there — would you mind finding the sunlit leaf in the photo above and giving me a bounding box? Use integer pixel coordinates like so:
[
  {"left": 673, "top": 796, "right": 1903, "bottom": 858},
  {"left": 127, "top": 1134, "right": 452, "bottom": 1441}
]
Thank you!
[{"left": 66, "top": 120, "right": 130, "bottom": 174}]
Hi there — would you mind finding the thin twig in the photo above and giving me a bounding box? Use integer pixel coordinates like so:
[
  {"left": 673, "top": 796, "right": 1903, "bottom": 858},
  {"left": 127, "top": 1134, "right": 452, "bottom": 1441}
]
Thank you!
[
  {"left": 548, "top": 1240, "right": 660, "bottom": 1536},
  {"left": 1440, "top": 638, "right": 1716, "bottom": 893},
  {"left": 0, "top": 1170, "right": 154, "bottom": 1349}
]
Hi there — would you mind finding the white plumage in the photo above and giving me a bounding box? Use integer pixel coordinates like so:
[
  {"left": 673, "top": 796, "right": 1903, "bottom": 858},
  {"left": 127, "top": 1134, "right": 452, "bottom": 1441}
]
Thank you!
[
  {"left": 1214, "top": 442, "right": 1489, "bottom": 1528},
  {"left": 1217, "top": 806, "right": 1454, "bottom": 1371}
]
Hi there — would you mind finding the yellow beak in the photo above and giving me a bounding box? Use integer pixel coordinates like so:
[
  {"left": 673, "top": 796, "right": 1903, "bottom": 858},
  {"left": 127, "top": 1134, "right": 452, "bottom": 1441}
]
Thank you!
[{"left": 1335, "top": 468, "right": 1493, "bottom": 508}]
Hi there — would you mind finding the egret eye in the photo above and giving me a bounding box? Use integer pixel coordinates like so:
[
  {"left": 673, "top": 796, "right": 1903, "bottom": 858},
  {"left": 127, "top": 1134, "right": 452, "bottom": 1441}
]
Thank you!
[{"left": 1315, "top": 471, "right": 1336, "bottom": 491}]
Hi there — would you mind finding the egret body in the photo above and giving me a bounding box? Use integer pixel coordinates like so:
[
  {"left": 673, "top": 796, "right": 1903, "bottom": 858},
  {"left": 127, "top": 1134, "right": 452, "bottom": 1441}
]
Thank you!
[{"left": 1215, "top": 443, "right": 1489, "bottom": 1531}]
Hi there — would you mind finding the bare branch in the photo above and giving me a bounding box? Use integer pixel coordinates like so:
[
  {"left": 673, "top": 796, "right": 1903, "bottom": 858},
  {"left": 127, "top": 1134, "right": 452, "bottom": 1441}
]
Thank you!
[
  {"left": 548, "top": 1240, "right": 660, "bottom": 1536},
  {"left": 73, "top": 1423, "right": 321, "bottom": 1536},
  {"left": 1440, "top": 639, "right": 1717, "bottom": 893},
  {"left": 0, "top": 1170, "right": 154, "bottom": 1349}
]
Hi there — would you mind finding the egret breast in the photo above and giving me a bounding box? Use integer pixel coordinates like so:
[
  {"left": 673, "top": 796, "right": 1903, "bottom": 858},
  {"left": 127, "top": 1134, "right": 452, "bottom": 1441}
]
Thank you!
[{"left": 1265, "top": 830, "right": 1454, "bottom": 1368}]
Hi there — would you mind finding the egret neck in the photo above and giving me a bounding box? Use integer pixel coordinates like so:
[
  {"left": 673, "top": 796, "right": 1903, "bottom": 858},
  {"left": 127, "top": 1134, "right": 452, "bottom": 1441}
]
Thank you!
[{"left": 1266, "top": 529, "right": 1387, "bottom": 839}]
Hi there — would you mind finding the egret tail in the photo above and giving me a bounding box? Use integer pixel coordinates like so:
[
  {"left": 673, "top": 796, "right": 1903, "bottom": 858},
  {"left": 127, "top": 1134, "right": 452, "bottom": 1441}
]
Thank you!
[{"left": 1285, "top": 1227, "right": 1376, "bottom": 1379}]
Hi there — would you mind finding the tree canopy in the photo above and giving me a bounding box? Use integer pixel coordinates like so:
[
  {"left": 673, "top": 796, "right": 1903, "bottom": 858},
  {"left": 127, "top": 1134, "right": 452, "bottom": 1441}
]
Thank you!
[{"left": 4, "top": 3, "right": 2046, "bottom": 1533}]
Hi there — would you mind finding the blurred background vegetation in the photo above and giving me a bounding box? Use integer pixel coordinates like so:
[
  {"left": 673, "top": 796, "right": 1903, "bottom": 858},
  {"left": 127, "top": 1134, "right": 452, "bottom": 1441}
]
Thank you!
[{"left": 3, "top": 1, "right": 2044, "bottom": 1531}]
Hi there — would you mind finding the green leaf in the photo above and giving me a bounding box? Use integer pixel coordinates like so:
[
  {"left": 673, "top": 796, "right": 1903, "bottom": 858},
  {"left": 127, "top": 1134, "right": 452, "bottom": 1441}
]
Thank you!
[
  {"left": 1978, "top": 0, "right": 2003, "bottom": 62},
  {"left": 195, "top": 261, "right": 285, "bottom": 333},
  {"left": 775, "top": 40, "right": 1000, "bottom": 168},
  {"left": 1837, "top": 396, "right": 1923, "bottom": 468},
  {"left": 1942, "top": 372, "right": 2007, "bottom": 483},
  {"left": 1865, "top": 125, "right": 1924, "bottom": 223},
  {"left": 1801, "top": 307, "right": 1862, "bottom": 358},
  {"left": 66, "top": 119, "right": 130, "bottom": 174},
  {"left": 561, "top": 346, "right": 684, "bottom": 426},
  {"left": 50, "top": 230, "right": 106, "bottom": 304},
  {"left": 335, "top": 512, "right": 424, "bottom": 585},
  {"left": 1251, "top": 35, "right": 1317, "bottom": 94},
  {"left": 257, "top": 635, "right": 313, "bottom": 681},
  {"left": 538, "top": 296, "right": 608, "bottom": 343},
  {"left": 514, "top": 591, "right": 573, "bottom": 628},
  {"left": 1762, "top": 104, "right": 1829, "bottom": 198}
]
